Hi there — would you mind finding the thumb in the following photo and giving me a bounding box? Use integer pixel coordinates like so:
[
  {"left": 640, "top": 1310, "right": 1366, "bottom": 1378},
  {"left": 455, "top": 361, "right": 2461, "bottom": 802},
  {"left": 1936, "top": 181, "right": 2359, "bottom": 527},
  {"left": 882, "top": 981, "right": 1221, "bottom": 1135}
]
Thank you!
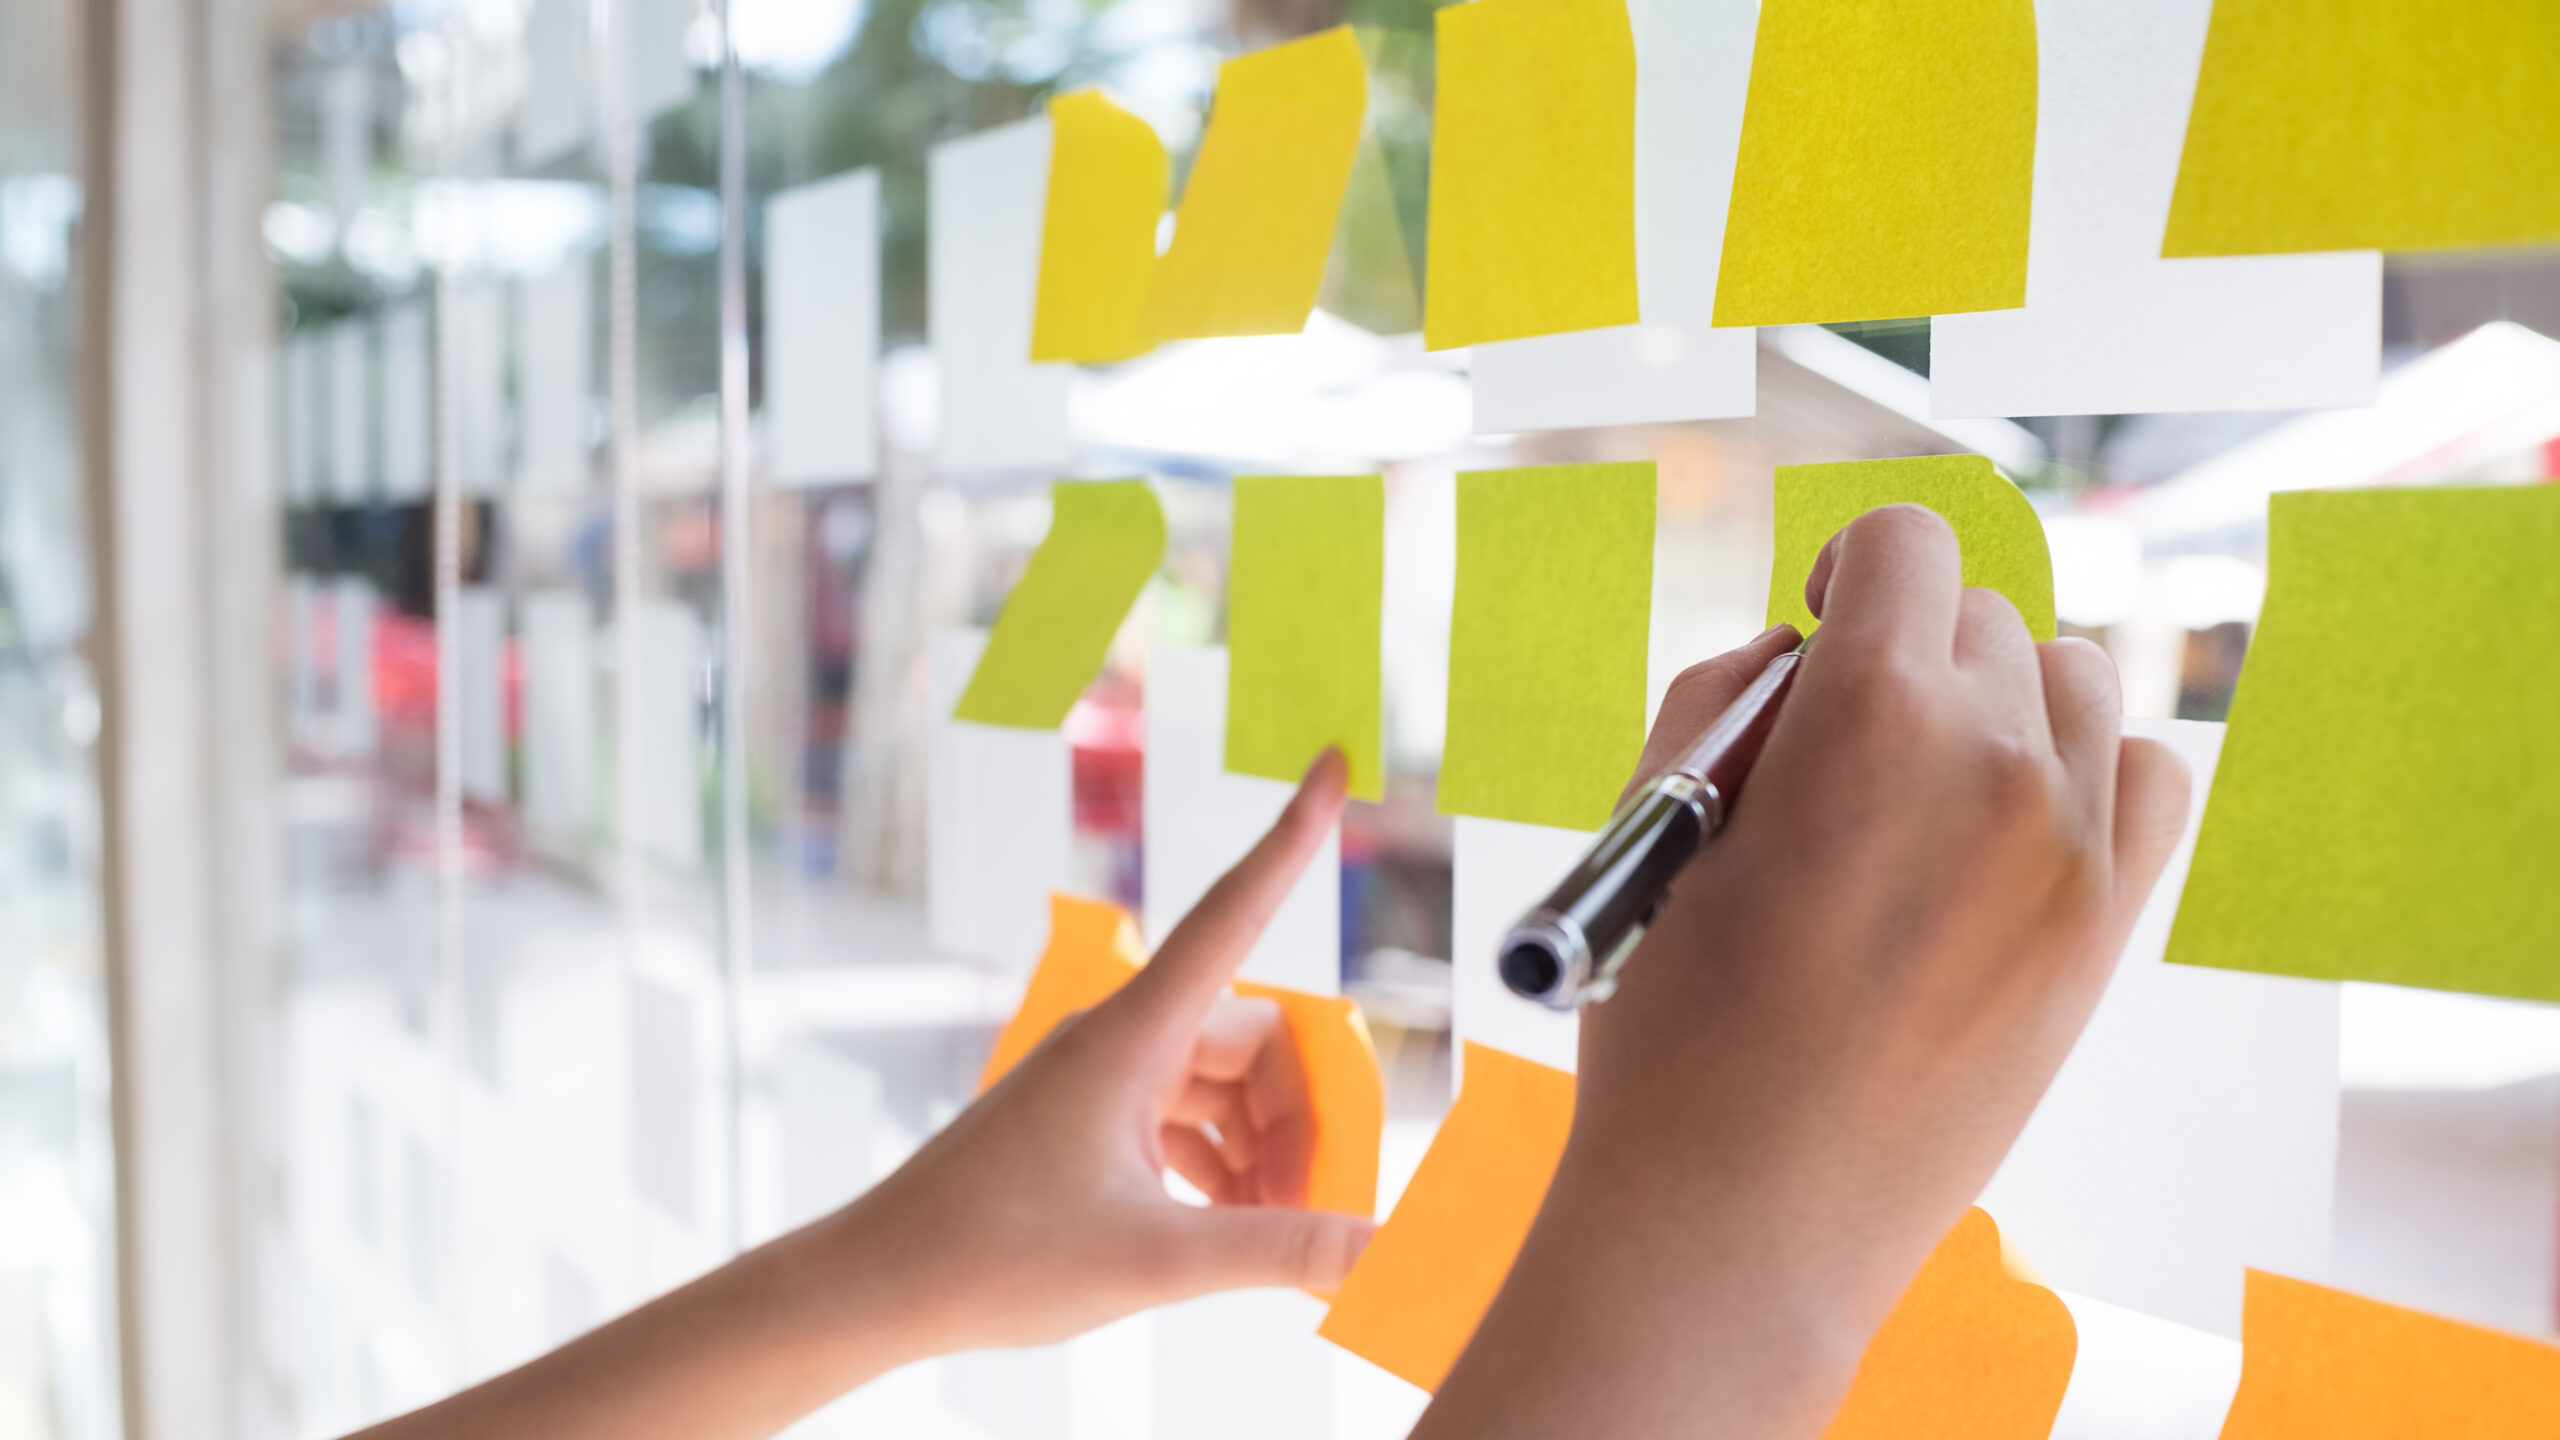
[{"left": 1160, "top": 1203, "right": 1377, "bottom": 1297}]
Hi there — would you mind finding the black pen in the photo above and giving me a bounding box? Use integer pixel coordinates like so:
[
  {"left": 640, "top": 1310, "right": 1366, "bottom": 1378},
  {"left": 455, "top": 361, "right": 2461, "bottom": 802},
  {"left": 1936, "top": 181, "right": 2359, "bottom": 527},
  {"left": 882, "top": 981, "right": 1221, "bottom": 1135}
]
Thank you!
[{"left": 1498, "top": 635, "right": 1813, "bottom": 1010}]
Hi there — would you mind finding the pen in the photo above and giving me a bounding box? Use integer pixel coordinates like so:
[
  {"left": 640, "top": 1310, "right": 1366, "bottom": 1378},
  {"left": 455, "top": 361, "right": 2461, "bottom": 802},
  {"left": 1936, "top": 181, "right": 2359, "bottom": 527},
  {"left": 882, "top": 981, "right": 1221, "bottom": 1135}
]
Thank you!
[{"left": 1498, "top": 635, "right": 1813, "bottom": 1010}]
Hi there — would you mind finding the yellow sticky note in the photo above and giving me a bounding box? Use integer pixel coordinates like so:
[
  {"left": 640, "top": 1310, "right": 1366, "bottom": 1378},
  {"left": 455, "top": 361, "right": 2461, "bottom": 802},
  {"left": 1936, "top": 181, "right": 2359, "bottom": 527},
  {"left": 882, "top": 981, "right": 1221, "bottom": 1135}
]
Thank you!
[
  {"left": 1765, "top": 455, "right": 2056, "bottom": 642},
  {"left": 1031, "top": 89, "right": 1168, "bottom": 364},
  {"left": 1144, "top": 28, "right": 1367, "bottom": 341},
  {"left": 1820, "top": 1209, "right": 2077, "bottom": 1440},
  {"left": 1714, "top": 0, "right": 2037, "bottom": 325},
  {"left": 2163, "top": 0, "right": 2560, "bottom": 257},
  {"left": 979, "top": 896, "right": 1386, "bottom": 1228},
  {"left": 1438, "top": 463, "right": 1654, "bottom": 830},
  {"left": 2219, "top": 1271, "right": 2560, "bottom": 1438},
  {"left": 953, "top": 480, "right": 1165, "bottom": 730},
  {"left": 1422, "top": 0, "right": 1639, "bottom": 350},
  {"left": 1225, "top": 474, "right": 1384, "bottom": 802},
  {"left": 979, "top": 892, "right": 1147, "bottom": 1090},
  {"left": 1317, "top": 1043, "right": 1575, "bottom": 1390},
  {"left": 2167, "top": 487, "right": 2560, "bottom": 1003}
]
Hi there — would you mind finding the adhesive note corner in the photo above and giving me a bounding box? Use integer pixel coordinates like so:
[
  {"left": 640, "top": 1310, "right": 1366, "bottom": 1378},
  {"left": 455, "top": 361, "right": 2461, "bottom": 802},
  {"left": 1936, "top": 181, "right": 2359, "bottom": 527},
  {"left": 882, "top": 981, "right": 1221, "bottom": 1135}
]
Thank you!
[
  {"left": 1225, "top": 474, "right": 1385, "bottom": 801},
  {"left": 953, "top": 479, "right": 1166, "bottom": 730},
  {"left": 1765, "top": 455, "right": 2055, "bottom": 642},
  {"left": 1423, "top": 0, "right": 1639, "bottom": 350},
  {"left": 2162, "top": 0, "right": 2560, "bottom": 257},
  {"left": 1317, "top": 1042, "right": 1576, "bottom": 1391},
  {"left": 2217, "top": 1270, "right": 2560, "bottom": 1438},
  {"left": 1714, "top": 0, "right": 2037, "bottom": 325},
  {"left": 1821, "top": 1208, "right": 2077, "bottom": 1440},
  {"left": 1439, "top": 463, "right": 1654, "bottom": 830},
  {"left": 2166, "top": 486, "right": 2560, "bottom": 1003},
  {"left": 1145, "top": 28, "right": 1367, "bottom": 341},
  {"left": 979, "top": 892, "right": 1147, "bottom": 1090},
  {"left": 1032, "top": 90, "right": 1168, "bottom": 364}
]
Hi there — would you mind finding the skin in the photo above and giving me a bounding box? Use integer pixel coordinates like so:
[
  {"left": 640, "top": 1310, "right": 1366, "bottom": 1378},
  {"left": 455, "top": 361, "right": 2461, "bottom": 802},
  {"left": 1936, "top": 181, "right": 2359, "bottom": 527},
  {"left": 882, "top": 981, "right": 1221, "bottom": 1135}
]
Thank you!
[
  {"left": 1415, "top": 504, "right": 2188, "bottom": 1438},
  {"left": 356, "top": 503, "right": 2187, "bottom": 1440},
  {"left": 352, "top": 750, "right": 1371, "bottom": 1440}
]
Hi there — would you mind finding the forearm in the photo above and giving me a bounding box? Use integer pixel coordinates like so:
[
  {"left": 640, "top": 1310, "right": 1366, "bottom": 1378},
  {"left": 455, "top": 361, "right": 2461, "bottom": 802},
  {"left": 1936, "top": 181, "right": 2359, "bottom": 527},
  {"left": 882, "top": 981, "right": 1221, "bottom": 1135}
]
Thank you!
[
  {"left": 349, "top": 1204, "right": 937, "bottom": 1440},
  {"left": 1413, "top": 1135, "right": 1870, "bottom": 1440}
]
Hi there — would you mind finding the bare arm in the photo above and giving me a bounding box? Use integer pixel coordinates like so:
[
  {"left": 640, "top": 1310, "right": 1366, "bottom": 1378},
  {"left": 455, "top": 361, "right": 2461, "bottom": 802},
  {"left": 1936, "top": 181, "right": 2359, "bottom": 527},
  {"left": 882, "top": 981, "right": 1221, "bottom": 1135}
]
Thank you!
[
  {"left": 352, "top": 752, "right": 1370, "bottom": 1440},
  {"left": 1418, "top": 506, "right": 2191, "bottom": 1438}
]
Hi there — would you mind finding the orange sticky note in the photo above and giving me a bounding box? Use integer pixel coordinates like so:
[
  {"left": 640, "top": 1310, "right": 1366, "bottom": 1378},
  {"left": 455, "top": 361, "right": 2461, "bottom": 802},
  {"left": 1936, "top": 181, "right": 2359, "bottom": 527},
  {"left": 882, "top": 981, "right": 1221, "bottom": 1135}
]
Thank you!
[
  {"left": 2218, "top": 1270, "right": 2560, "bottom": 1438},
  {"left": 1233, "top": 978, "right": 1384, "bottom": 1220},
  {"left": 977, "top": 895, "right": 1385, "bottom": 1223},
  {"left": 1317, "top": 1042, "right": 1576, "bottom": 1390},
  {"left": 978, "top": 892, "right": 1146, "bottom": 1091},
  {"left": 1820, "top": 1208, "right": 2077, "bottom": 1440}
]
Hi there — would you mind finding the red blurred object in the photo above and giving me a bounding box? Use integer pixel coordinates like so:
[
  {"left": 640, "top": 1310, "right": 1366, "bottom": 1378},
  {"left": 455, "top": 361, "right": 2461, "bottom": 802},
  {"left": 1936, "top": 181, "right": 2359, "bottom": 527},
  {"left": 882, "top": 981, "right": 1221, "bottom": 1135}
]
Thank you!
[{"left": 1066, "top": 689, "right": 1145, "bottom": 837}]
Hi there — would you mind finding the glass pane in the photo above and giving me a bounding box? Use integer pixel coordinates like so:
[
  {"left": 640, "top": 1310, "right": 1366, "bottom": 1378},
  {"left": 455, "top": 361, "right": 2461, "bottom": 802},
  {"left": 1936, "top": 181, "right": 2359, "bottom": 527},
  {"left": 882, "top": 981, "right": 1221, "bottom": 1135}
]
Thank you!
[{"left": 0, "top": 1, "right": 117, "bottom": 1435}]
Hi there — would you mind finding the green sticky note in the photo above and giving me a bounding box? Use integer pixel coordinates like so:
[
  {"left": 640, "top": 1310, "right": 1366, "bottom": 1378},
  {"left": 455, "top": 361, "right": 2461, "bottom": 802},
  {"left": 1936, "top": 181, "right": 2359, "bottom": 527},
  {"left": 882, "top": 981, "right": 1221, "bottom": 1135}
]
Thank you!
[
  {"left": 953, "top": 479, "right": 1166, "bottom": 729},
  {"left": 1766, "top": 455, "right": 2055, "bottom": 642},
  {"left": 1439, "top": 463, "right": 1655, "bottom": 830},
  {"left": 2168, "top": 487, "right": 2560, "bottom": 1004},
  {"left": 1225, "top": 474, "right": 1385, "bottom": 801}
]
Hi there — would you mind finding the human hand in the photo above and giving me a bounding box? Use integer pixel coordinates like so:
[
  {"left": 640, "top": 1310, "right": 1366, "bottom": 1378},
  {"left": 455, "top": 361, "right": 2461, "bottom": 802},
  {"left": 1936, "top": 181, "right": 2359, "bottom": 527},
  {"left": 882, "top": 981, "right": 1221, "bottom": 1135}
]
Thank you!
[
  {"left": 819, "top": 748, "right": 1375, "bottom": 1359},
  {"left": 1423, "top": 504, "right": 2190, "bottom": 1438}
]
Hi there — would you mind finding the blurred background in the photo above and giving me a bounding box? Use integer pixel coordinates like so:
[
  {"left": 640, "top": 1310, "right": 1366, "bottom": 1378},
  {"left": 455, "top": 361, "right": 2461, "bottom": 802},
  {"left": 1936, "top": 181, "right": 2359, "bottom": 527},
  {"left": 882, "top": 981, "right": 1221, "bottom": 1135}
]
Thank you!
[{"left": 6, "top": 0, "right": 2560, "bottom": 1435}]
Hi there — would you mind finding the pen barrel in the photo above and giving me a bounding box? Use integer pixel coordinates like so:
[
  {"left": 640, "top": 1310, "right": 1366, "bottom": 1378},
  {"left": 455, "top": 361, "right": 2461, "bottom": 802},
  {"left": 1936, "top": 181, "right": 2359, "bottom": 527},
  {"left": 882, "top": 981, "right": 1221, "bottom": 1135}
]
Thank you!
[{"left": 1498, "top": 783, "right": 1708, "bottom": 1009}]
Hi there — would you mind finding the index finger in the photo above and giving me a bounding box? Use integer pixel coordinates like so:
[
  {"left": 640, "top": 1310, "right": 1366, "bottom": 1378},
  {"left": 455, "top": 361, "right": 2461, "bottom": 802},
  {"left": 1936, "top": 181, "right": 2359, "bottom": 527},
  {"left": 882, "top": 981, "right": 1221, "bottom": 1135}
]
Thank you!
[
  {"left": 1104, "top": 747, "right": 1348, "bottom": 1055},
  {"left": 1804, "top": 503, "right": 1964, "bottom": 660}
]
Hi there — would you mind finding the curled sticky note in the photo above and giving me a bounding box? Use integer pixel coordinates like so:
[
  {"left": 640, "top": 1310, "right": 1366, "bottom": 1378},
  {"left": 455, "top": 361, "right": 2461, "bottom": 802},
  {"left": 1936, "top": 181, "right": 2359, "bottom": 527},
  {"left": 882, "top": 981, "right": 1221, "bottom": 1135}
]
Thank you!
[
  {"left": 1820, "top": 1208, "right": 2077, "bottom": 1440},
  {"left": 1438, "top": 463, "right": 1655, "bottom": 831},
  {"left": 1225, "top": 474, "right": 1384, "bottom": 802},
  {"left": 1317, "top": 1043, "right": 1574, "bottom": 1389},
  {"left": 2163, "top": 0, "right": 2560, "bottom": 257},
  {"left": 1031, "top": 90, "right": 1168, "bottom": 364},
  {"left": 1144, "top": 28, "right": 1367, "bottom": 341},
  {"left": 1715, "top": 0, "right": 2037, "bottom": 325},
  {"left": 1765, "top": 455, "right": 2056, "bottom": 642},
  {"left": 979, "top": 894, "right": 1385, "bottom": 1223},
  {"left": 2167, "top": 487, "right": 2560, "bottom": 1003},
  {"left": 2218, "top": 1270, "right": 2560, "bottom": 1438},
  {"left": 1423, "top": 0, "right": 1639, "bottom": 350},
  {"left": 952, "top": 480, "right": 1165, "bottom": 730},
  {"left": 979, "top": 892, "right": 1146, "bottom": 1090}
]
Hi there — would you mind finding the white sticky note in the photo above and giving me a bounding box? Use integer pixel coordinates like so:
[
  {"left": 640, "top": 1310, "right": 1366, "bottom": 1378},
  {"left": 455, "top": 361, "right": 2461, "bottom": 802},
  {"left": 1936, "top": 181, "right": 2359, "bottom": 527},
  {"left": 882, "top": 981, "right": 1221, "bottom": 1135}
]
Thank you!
[
  {"left": 1980, "top": 718, "right": 2339, "bottom": 1339},
  {"left": 630, "top": 600, "right": 705, "bottom": 869},
  {"left": 455, "top": 587, "right": 509, "bottom": 805},
  {"left": 282, "top": 335, "right": 319, "bottom": 506},
  {"left": 516, "top": 259, "right": 594, "bottom": 492},
  {"left": 1153, "top": 1291, "right": 1334, "bottom": 1440},
  {"left": 328, "top": 322, "right": 370, "bottom": 503},
  {"left": 334, "top": 577, "right": 379, "bottom": 761},
  {"left": 930, "top": 119, "right": 1073, "bottom": 475},
  {"left": 2046, "top": 1290, "right": 2244, "bottom": 1440},
  {"left": 379, "top": 302, "right": 431, "bottom": 503},
  {"left": 1142, "top": 646, "right": 1341, "bottom": 994},
  {"left": 926, "top": 628, "right": 1072, "bottom": 973},
  {"left": 1929, "top": 0, "right": 2380, "bottom": 419},
  {"left": 517, "top": 0, "right": 592, "bottom": 168},
  {"left": 522, "top": 589, "right": 596, "bottom": 841},
  {"left": 452, "top": 283, "right": 508, "bottom": 497},
  {"left": 633, "top": 0, "right": 697, "bottom": 123},
  {"left": 1449, "top": 815, "right": 1589, "bottom": 1076},
  {"left": 1469, "top": 0, "right": 1757, "bottom": 432},
  {"left": 766, "top": 169, "right": 881, "bottom": 486}
]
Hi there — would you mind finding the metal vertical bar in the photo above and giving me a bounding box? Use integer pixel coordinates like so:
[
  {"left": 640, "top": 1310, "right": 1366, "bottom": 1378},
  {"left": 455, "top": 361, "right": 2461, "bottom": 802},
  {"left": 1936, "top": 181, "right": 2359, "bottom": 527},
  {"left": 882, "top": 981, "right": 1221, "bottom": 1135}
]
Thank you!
[{"left": 715, "top": 0, "right": 756, "bottom": 1257}]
